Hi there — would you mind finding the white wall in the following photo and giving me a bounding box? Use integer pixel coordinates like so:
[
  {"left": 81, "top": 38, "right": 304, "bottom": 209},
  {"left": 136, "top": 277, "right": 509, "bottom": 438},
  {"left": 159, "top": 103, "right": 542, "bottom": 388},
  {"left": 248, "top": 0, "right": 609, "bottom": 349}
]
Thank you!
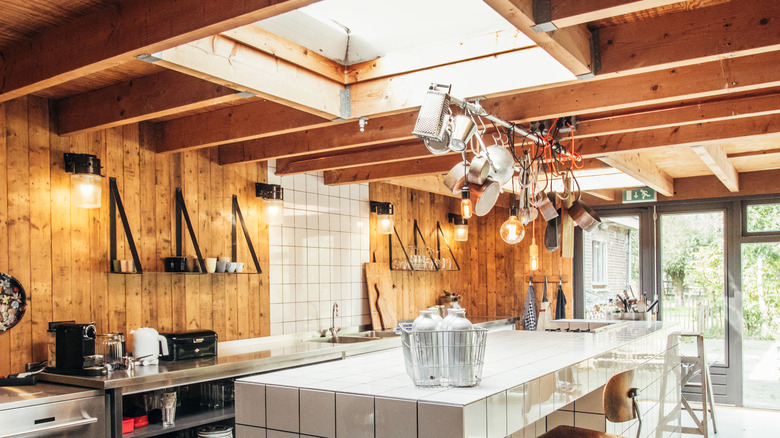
[{"left": 267, "top": 161, "right": 371, "bottom": 335}]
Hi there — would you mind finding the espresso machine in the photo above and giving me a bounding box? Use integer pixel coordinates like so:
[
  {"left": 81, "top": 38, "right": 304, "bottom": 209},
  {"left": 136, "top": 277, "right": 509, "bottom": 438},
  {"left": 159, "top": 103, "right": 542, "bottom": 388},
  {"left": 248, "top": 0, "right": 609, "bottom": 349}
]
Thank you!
[{"left": 45, "top": 321, "right": 106, "bottom": 376}]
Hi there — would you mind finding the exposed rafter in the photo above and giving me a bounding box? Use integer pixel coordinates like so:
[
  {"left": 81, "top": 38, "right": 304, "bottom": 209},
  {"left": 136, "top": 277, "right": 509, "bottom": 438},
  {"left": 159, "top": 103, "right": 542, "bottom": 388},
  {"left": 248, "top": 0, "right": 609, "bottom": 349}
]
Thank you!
[
  {"left": 531, "top": 0, "right": 681, "bottom": 31},
  {"left": 598, "top": 153, "right": 674, "bottom": 196},
  {"left": 56, "top": 71, "right": 245, "bottom": 136},
  {"left": 692, "top": 144, "right": 740, "bottom": 192},
  {"left": 0, "top": 0, "right": 317, "bottom": 103},
  {"left": 148, "top": 35, "right": 347, "bottom": 120}
]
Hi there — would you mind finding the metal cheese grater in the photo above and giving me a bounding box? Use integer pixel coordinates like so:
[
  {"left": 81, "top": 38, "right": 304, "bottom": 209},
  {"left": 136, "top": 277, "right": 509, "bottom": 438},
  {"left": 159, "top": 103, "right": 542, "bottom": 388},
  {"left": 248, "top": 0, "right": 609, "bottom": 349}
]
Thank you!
[{"left": 412, "top": 83, "right": 452, "bottom": 141}]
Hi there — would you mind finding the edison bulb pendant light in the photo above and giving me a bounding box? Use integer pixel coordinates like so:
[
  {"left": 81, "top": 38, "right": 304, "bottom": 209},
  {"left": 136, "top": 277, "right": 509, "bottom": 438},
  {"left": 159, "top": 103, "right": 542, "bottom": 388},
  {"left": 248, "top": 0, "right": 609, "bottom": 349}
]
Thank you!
[
  {"left": 461, "top": 187, "right": 473, "bottom": 219},
  {"left": 530, "top": 238, "right": 539, "bottom": 270},
  {"left": 500, "top": 206, "right": 525, "bottom": 244}
]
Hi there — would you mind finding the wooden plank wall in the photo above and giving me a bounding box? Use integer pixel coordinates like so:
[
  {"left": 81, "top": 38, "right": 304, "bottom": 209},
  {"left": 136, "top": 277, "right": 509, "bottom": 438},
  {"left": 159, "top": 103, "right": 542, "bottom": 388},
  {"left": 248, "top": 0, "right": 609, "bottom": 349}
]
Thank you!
[
  {"left": 0, "top": 96, "right": 269, "bottom": 376},
  {"left": 369, "top": 183, "right": 573, "bottom": 322}
]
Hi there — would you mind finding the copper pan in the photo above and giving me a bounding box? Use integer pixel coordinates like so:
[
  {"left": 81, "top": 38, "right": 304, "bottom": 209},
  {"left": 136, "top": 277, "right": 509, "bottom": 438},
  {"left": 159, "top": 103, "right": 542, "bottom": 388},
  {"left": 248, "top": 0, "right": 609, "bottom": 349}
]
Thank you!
[
  {"left": 534, "top": 191, "right": 558, "bottom": 221},
  {"left": 443, "top": 162, "right": 468, "bottom": 195},
  {"left": 470, "top": 179, "right": 501, "bottom": 217},
  {"left": 568, "top": 199, "right": 601, "bottom": 232}
]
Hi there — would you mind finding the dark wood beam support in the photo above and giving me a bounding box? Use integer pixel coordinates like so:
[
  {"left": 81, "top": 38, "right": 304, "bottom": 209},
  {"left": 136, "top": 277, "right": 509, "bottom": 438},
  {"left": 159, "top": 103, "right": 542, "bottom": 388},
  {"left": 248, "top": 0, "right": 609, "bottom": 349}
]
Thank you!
[
  {"left": 56, "top": 70, "right": 245, "bottom": 136},
  {"left": 0, "top": 0, "right": 318, "bottom": 103}
]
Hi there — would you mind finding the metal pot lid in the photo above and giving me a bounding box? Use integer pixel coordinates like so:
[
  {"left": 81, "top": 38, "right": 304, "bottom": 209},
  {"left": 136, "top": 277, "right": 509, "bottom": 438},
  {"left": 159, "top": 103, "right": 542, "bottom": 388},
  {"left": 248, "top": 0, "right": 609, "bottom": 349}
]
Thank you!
[
  {"left": 424, "top": 130, "right": 451, "bottom": 155},
  {"left": 474, "top": 180, "right": 501, "bottom": 216},
  {"left": 485, "top": 145, "right": 515, "bottom": 185}
]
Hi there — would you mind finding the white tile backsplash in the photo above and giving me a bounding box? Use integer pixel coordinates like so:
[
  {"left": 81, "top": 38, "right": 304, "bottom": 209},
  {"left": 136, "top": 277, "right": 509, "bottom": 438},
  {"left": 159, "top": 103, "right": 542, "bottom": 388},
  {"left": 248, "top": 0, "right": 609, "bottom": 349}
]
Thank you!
[{"left": 267, "top": 165, "right": 370, "bottom": 334}]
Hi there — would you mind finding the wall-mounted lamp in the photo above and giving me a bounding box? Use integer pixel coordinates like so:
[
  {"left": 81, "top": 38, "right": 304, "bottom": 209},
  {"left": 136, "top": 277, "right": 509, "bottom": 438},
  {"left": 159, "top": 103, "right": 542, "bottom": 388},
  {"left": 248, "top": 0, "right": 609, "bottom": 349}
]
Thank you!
[
  {"left": 256, "top": 183, "right": 284, "bottom": 225},
  {"left": 370, "top": 201, "right": 394, "bottom": 235},
  {"left": 448, "top": 213, "right": 468, "bottom": 241},
  {"left": 64, "top": 153, "right": 102, "bottom": 208}
]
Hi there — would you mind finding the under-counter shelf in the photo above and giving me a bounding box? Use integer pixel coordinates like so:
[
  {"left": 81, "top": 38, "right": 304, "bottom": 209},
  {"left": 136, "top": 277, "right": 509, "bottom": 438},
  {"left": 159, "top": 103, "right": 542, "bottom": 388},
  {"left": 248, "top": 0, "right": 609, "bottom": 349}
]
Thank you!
[{"left": 124, "top": 406, "right": 234, "bottom": 438}]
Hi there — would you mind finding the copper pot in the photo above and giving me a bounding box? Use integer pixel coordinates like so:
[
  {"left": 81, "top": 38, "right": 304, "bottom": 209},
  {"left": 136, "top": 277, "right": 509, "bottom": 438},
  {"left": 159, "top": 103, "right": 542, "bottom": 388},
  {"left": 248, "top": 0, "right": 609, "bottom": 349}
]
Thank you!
[
  {"left": 443, "top": 162, "right": 468, "bottom": 195},
  {"left": 467, "top": 155, "right": 490, "bottom": 185},
  {"left": 568, "top": 199, "right": 601, "bottom": 232},
  {"left": 471, "top": 180, "right": 501, "bottom": 217},
  {"left": 534, "top": 191, "right": 558, "bottom": 221}
]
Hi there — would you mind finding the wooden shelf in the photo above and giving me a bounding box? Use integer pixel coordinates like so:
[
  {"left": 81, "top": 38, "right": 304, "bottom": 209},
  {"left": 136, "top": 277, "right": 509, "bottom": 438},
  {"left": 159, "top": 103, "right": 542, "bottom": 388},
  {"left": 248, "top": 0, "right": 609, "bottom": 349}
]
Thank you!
[
  {"left": 124, "top": 406, "right": 234, "bottom": 438},
  {"left": 108, "top": 272, "right": 261, "bottom": 275}
]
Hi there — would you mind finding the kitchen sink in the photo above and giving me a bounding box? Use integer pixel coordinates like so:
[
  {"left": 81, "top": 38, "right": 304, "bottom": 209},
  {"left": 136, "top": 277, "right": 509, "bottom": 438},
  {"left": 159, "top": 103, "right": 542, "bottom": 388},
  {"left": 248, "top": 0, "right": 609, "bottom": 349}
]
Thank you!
[
  {"left": 354, "top": 330, "right": 399, "bottom": 338},
  {"left": 307, "top": 336, "right": 380, "bottom": 344}
]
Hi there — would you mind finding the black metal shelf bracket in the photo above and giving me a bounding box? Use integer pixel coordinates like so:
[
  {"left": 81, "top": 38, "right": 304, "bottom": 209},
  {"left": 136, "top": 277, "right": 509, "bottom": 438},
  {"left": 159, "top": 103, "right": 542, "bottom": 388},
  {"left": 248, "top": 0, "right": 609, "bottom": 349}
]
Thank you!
[
  {"left": 413, "top": 219, "right": 439, "bottom": 269},
  {"left": 388, "top": 226, "right": 413, "bottom": 271},
  {"left": 231, "top": 195, "right": 262, "bottom": 273},
  {"left": 109, "top": 177, "right": 143, "bottom": 273},
  {"left": 436, "top": 221, "right": 461, "bottom": 271},
  {"left": 175, "top": 188, "right": 207, "bottom": 273}
]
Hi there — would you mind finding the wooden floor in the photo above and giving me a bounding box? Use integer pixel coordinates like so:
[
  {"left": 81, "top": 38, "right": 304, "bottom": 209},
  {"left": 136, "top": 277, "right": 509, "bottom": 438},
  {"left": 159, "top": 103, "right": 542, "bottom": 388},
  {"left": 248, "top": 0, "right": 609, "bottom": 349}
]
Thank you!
[{"left": 681, "top": 405, "right": 780, "bottom": 437}]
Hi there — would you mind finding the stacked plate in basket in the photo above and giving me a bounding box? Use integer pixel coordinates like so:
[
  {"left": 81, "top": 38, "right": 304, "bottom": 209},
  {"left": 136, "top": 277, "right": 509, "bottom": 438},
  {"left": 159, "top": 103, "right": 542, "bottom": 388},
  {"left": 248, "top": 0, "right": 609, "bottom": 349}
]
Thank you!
[{"left": 196, "top": 425, "right": 233, "bottom": 438}]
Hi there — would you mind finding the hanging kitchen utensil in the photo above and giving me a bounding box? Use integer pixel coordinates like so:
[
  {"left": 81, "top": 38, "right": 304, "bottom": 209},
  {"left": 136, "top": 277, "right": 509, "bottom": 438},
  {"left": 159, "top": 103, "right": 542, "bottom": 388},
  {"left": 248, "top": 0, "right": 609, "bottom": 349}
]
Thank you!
[
  {"left": 517, "top": 187, "right": 538, "bottom": 225},
  {"left": 521, "top": 279, "right": 538, "bottom": 331},
  {"left": 424, "top": 113, "right": 452, "bottom": 155},
  {"left": 534, "top": 191, "right": 558, "bottom": 221},
  {"left": 448, "top": 114, "right": 476, "bottom": 152},
  {"left": 471, "top": 179, "right": 501, "bottom": 217},
  {"left": 484, "top": 145, "right": 515, "bottom": 185},
  {"left": 0, "top": 272, "right": 26, "bottom": 332},
  {"left": 443, "top": 161, "right": 469, "bottom": 195},
  {"left": 544, "top": 210, "right": 561, "bottom": 251},
  {"left": 412, "top": 83, "right": 451, "bottom": 142},
  {"left": 467, "top": 155, "right": 490, "bottom": 185},
  {"left": 568, "top": 198, "right": 602, "bottom": 232}
]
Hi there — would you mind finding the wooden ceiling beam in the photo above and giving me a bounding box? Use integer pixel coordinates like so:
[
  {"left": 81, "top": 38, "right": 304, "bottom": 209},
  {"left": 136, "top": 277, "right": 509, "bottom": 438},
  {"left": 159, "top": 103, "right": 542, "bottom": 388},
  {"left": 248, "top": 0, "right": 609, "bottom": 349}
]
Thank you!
[
  {"left": 222, "top": 25, "right": 346, "bottom": 84},
  {"left": 56, "top": 70, "right": 245, "bottom": 136},
  {"left": 597, "top": 153, "right": 674, "bottom": 196},
  {"left": 598, "top": 0, "right": 780, "bottom": 75},
  {"left": 275, "top": 142, "right": 431, "bottom": 175},
  {"left": 583, "top": 189, "right": 616, "bottom": 201},
  {"left": 219, "top": 112, "right": 418, "bottom": 165},
  {"left": 572, "top": 113, "right": 780, "bottom": 158},
  {"left": 149, "top": 35, "right": 346, "bottom": 120},
  {"left": 0, "top": 0, "right": 317, "bottom": 103},
  {"left": 155, "top": 99, "right": 331, "bottom": 154},
  {"left": 574, "top": 92, "right": 780, "bottom": 138},
  {"left": 324, "top": 155, "right": 466, "bottom": 185},
  {"left": 692, "top": 144, "right": 740, "bottom": 192},
  {"left": 483, "top": 0, "right": 594, "bottom": 77},
  {"left": 531, "top": 0, "right": 681, "bottom": 31}
]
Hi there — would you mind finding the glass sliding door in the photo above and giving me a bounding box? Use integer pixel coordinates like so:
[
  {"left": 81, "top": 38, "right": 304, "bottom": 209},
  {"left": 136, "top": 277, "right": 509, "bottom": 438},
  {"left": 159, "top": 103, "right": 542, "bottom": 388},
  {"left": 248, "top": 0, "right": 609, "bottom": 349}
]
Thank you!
[
  {"left": 659, "top": 211, "right": 727, "bottom": 364},
  {"left": 740, "top": 201, "right": 780, "bottom": 409}
]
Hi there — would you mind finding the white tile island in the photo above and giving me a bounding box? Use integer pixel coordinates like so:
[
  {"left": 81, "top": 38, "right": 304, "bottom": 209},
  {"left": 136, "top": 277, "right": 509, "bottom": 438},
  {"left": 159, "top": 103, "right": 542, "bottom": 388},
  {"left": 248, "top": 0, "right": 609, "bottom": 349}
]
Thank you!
[{"left": 235, "top": 322, "right": 681, "bottom": 438}]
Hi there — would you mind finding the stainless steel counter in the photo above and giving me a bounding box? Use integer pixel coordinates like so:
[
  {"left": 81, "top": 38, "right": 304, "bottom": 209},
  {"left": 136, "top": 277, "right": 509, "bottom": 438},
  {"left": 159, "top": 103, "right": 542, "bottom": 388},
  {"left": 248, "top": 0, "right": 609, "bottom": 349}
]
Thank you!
[{"left": 0, "top": 382, "right": 103, "bottom": 411}]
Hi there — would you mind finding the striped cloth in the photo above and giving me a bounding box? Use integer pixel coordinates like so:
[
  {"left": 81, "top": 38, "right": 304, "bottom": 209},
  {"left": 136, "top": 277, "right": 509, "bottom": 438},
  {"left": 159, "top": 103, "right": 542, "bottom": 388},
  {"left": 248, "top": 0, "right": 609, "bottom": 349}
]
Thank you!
[{"left": 521, "top": 280, "right": 537, "bottom": 331}]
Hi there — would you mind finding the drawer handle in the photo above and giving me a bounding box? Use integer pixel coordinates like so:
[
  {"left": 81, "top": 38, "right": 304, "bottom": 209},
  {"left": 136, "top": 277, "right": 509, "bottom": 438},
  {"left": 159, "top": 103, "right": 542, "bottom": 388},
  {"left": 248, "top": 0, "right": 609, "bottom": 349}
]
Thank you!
[{"left": 2, "top": 416, "right": 98, "bottom": 437}]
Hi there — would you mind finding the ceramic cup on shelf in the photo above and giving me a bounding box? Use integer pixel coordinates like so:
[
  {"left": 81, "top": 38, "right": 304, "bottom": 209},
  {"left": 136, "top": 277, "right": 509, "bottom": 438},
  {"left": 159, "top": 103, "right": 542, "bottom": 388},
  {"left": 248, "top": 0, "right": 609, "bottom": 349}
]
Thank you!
[
  {"left": 216, "top": 261, "right": 228, "bottom": 273},
  {"left": 226, "top": 262, "right": 238, "bottom": 273},
  {"left": 235, "top": 262, "right": 244, "bottom": 273},
  {"left": 218, "top": 256, "right": 230, "bottom": 263},
  {"left": 112, "top": 260, "right": 121, "bottom": 273},
  {"left": 205, "top": 258, "right": 217, "bottom": 274}
]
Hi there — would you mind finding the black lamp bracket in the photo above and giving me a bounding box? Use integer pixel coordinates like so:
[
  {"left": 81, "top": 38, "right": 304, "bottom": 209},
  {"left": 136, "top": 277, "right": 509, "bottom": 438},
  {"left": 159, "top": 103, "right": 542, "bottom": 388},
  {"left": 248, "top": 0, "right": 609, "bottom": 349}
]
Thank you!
[
  {"left": 256, "top": 182, "right": 283, "bottom": 200},
  {"left": 448, "top": 213, "right": 468, "bottom": 226},
  {"left": 370, "top": 201, "right": 393, "bottom": 215},
  {"left": 64, "top": 153, "right": 102, "bottom": 176}
]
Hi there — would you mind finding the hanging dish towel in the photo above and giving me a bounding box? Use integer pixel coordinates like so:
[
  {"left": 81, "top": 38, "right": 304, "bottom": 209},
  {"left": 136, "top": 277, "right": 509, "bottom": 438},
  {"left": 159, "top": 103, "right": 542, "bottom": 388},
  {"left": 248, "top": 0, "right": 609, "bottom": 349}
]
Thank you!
[
  {"left": 521, "top": 280, "right": 538, "bottom": 331},
  {"left": 555, "top": 282, "right": 567, "bottom": 320},
  {"left": 537, "top": 277, "right": 552, "bottom": 331}
]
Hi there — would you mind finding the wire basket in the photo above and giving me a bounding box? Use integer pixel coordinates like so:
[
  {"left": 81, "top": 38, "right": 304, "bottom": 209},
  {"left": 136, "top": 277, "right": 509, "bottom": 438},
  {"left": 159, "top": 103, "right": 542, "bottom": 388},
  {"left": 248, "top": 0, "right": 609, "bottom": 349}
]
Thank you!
[{"left": 399, "top": 323, "right": 488, "bottom": 388}]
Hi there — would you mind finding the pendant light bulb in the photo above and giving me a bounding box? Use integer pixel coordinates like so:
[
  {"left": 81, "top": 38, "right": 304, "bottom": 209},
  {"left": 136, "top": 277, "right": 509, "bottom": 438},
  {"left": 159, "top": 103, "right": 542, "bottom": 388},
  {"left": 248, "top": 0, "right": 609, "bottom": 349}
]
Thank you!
[
  {"left": 530, "top": 237, "right": 539, "bottom": 270},
  {"left": 461, "top": 187, "right": 473, "bottom": 219},
  {"left": 500, "top": 206, "right": 525, "bottom": 245}
]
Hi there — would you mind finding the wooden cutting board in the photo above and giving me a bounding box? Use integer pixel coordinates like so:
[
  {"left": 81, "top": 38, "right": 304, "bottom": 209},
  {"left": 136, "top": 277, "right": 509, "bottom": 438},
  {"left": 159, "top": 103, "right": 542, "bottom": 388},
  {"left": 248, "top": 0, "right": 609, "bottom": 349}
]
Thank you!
[
  {"left": 363, "top": 263, "right": 383, "bottom": 330},
  {"left": 375, "top": 267, "right": 398, "bottom": 329}
]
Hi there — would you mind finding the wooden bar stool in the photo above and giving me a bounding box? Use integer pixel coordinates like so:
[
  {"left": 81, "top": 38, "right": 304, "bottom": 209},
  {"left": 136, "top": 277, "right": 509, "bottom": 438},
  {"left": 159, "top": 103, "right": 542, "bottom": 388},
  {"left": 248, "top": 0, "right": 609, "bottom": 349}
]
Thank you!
[
  {"left": 679, "top": 332, "right": 717, "bottom": 437},
  {"left": 540, "top": 369, "right": 642, "bottom": 438}
]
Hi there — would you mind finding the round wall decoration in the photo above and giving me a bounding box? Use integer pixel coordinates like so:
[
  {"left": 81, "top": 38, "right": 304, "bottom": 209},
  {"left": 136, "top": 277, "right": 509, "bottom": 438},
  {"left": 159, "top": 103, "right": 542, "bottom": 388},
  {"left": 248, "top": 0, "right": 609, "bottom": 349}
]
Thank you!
[{"left": 0, "top": 273, "right": 26, "bottom": 331}]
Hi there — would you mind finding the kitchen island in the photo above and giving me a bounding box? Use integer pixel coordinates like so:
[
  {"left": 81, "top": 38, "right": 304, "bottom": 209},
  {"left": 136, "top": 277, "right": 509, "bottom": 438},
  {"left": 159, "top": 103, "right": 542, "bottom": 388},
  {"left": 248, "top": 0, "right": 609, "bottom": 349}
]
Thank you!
[{"left": 235, "top": 321, "right": 681, "bottom": 438}]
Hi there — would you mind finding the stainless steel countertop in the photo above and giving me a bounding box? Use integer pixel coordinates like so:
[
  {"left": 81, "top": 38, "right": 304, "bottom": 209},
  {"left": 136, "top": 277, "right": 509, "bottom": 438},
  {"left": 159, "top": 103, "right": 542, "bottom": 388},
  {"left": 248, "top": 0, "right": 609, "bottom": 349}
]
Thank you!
[
  {"left": 0, "top": 382, "right": 103, "bottom": 411},
  {"left": 37, "top": 318, "right": 517, "bottom": 395}
]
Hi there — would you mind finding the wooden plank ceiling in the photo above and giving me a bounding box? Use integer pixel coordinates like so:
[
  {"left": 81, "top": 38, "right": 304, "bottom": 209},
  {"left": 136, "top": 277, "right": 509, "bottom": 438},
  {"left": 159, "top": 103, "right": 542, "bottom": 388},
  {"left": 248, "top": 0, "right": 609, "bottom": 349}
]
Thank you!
[{"left": 1, "top": 0, "right": 779, "bottom": 200}]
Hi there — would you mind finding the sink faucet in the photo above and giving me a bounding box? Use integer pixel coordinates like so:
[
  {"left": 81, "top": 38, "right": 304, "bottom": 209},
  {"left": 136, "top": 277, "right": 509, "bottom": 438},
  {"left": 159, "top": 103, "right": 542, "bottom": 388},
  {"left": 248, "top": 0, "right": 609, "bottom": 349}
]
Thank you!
[{"left": 329, "top": 303, "right": 341, "bottom": 338}]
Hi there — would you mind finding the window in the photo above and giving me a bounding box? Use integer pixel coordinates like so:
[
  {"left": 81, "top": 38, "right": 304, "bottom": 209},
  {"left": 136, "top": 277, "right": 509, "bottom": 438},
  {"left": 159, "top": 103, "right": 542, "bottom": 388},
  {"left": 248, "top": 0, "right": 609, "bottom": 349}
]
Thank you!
[
  {"left": 592, "top": 240, "right": 608, "bottom": 285},
  {"left": 745, "top": 202, "right": 780, "bottom": 233}
]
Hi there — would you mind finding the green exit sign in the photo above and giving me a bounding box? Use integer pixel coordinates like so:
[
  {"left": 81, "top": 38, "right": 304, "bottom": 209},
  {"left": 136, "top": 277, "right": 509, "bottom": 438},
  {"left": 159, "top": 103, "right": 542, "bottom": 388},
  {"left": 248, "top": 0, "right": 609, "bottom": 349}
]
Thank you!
[{"left": 623, "top": 188, "right": 656, "bottom": 203}]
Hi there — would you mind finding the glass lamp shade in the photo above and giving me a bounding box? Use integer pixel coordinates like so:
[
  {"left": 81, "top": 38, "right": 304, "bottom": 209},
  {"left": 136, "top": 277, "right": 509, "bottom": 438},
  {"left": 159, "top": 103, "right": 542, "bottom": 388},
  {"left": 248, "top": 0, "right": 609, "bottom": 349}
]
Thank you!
[
  {"left": 529, "top": 239, "right": 539, "bottom": 270},
  {"left": 263, "top": 198, "right": 284, "bottom": 225},
  {"left": 453, "top": 223, "right": 468, "bottom": 241},
  {"left": 377, "top": 213, "right": 394, "bottom": 235},
  {"left": 71, "top": 173, "right": 102, "bottom": 208},
  {"left": 500, "top": 215, "right": 525, "bottom": 244},
  {"left": 461, "top": 198, "right": 473, "bottom": 219}
]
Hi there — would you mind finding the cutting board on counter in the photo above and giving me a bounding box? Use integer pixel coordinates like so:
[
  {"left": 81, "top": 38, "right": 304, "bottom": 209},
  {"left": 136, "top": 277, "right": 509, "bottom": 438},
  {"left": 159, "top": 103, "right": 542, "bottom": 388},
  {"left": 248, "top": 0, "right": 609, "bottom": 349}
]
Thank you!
[
  {"left": 364, "top": 262, "right": 398, "bottom": 329},
  {"left": 363, "top": 263, "right": 383, "bottom": 330}
]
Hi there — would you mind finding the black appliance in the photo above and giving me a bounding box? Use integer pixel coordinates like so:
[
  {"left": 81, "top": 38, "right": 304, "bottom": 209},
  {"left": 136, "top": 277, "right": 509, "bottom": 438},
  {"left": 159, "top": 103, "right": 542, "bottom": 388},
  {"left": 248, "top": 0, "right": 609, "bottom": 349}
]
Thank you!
[
  {"left": 45, "top": 322, "right": 106, "bottom": 376},
  {"left": 160, "top": 330, "right": 218, "bottom": 361}
]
